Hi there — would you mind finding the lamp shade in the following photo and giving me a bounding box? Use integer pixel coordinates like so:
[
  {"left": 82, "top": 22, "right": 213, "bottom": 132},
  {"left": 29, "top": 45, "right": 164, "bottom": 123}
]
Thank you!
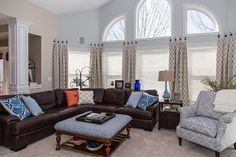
[{"left": 158, "top": 70, "right": 174, "bottom": 82}]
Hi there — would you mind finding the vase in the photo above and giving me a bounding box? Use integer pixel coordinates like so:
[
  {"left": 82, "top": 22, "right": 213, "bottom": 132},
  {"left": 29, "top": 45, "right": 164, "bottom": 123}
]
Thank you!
[{"left": 134, "top": 80, "right": 141, "bottom": 91}]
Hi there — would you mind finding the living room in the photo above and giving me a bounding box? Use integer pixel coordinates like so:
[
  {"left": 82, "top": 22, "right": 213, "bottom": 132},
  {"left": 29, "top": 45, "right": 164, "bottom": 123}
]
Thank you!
[{"left": 0, "top": 0, "right": 236, "bottom": 157}]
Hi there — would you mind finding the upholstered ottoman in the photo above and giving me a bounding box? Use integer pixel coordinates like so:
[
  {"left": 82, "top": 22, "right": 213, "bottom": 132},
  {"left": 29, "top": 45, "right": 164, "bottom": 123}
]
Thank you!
[{"left": 55, "top": 112, "right": 132, "bottom": 157}]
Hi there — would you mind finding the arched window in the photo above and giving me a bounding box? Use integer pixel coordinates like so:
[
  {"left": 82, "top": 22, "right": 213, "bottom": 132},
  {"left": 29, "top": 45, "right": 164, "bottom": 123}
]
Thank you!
[
  {"left": 187, "top": 9, "right": 219, "bottom": 34},
  {"left": 136, "top": 0, "right": 171, "bottom": 39},
  {"left": 103, "top": 17, "right": 125, "bottom": 41}
]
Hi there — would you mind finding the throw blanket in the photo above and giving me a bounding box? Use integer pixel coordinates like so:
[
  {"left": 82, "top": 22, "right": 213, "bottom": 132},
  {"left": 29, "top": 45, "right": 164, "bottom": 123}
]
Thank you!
[{"left": 214, "top": 90, "right": 236, "bottom": 113}]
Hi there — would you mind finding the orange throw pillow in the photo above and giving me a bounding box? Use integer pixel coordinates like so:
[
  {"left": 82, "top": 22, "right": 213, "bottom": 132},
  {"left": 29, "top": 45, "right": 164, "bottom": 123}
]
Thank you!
[{"left": 64, "top": 90, "right": 79, "bottom": 107}]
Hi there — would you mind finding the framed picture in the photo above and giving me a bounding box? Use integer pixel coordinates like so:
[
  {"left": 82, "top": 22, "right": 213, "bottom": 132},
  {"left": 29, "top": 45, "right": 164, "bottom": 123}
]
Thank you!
[
  {"left": 125, "top": 83, "right": 131, "bottom": 89},
  {"left": 115, "top": 80, "right": 124, "bottom": 89}
]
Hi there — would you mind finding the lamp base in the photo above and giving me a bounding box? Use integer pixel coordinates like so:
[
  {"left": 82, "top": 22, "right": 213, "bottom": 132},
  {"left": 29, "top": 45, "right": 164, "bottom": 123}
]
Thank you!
[{"left": 162, "top": 81, "right": 170, "bottom": 101}]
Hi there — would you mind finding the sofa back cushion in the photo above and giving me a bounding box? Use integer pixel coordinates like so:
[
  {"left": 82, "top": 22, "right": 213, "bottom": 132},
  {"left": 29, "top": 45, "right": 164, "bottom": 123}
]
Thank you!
[
  {"left": 30, "top": 91, "right": 57, "bottom": 111},
  {"left": 103, "top": 89, "right": 126, "bottom": 106},
  {"left": 81, "top": 88, "right": 104, "bottom": 104},
  {"left": 196, "top": 91, "right": 224, "bottom": 120},
  {"left": 54, "top": 88, "right": 78, "bottom": 107}
]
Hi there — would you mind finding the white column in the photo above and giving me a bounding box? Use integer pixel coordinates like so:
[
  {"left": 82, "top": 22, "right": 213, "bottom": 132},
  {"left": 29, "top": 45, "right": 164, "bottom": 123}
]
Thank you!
[{"left": 8, "top": 18, "right": 30, "bottom": 94}]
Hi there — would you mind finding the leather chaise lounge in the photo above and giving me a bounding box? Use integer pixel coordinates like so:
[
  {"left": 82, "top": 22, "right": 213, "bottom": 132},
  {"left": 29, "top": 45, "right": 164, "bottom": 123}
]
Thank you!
[{"left": 0, "top": 88, "right": 158, "bottom": 151}]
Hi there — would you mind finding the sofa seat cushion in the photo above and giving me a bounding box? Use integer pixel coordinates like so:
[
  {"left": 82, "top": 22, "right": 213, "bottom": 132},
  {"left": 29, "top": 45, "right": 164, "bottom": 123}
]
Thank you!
[
  {"left": 10, "top": 113, "right": 59, "bottom": 135},
  {"left": 46, "top": 107, "right": 80, "bottom": 118},
  {"left": 91, "top": 104, "right": 120, "bottom": 113},
  {"left": 180, "top": 116, "right": 218, "bottom": 138},
  {"left": 116, "top": 107, "right": 153, "bottom": 120}
]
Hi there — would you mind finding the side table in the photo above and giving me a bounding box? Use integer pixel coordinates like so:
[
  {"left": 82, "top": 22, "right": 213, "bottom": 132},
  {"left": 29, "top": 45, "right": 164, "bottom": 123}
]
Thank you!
[{"left": 158, "top": 100, "right": 183, "bottom": 130}]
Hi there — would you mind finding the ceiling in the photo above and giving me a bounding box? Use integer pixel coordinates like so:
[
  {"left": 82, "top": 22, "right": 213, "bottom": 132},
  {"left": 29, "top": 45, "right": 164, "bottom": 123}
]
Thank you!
[{"left": 29, "top": 0, "right": 112, "bottom": 14}]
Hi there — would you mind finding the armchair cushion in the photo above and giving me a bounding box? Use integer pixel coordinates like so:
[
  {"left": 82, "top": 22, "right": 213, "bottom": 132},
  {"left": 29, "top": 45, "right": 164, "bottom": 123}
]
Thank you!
[
  {"left": 180, "top": 116, "right": 218, "bottom": 138},
  {"left": 195, "top": 91, "right": 224, "bottom": 120}
]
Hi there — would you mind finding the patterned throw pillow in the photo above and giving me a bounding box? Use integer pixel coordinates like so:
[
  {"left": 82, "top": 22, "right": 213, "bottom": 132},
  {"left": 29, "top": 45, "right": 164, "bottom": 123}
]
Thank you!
[
  {"left": 79, "top": 91, "right": 95, "bottom": 105},
  {"left": 22, "top": 96, "right": 44, "bottom": 116},
  {"left": 137, "top": 93, "right": 159, "bottom": 111},
  {"left": 65, "top": 90, "right": 79, "bottom": 107},
  {"left": 126, "top": 92, "right": 143, "bottom": 108},
  {"left": 0, "top": 96, "right": 32, "bottom": 120}
]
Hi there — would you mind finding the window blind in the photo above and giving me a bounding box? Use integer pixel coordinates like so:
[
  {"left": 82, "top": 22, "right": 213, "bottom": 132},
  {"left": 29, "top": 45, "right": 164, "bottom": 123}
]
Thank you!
[
  {"left": 188, "top": 47, "right": 217, "bottom": 101},
  {"left": 136, "top": 49, "right": 169, "bottom": 97},
  {"left": 68, "top": 50, "right": 90, "bottom": 88},
  {"left": 103, "top": 51, "right": 122, "bottom": 88}
]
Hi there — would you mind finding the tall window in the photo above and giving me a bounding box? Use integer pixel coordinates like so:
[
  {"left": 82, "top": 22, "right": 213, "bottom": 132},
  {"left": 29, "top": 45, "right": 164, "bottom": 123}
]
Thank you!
[
  {"left": 136, "top": 0, "right": 171, "bottom": 39},
  {"left": 188, "top": 47, "right": 217, "bottom": 101},
  {"left": 136, "top": 49, "right": 169, "bottom": 96},
  {"left": 104, "top": 17, "right": 125, "bottom": 41},
  {"left": 187, "top": 9, "right": 219, "bottom": 34},
  {"left": 68, "top": 50, "right": 90, "bottom": 88},
  {"left": 103, "top": 51, "right": 122, "bottom": 87}
]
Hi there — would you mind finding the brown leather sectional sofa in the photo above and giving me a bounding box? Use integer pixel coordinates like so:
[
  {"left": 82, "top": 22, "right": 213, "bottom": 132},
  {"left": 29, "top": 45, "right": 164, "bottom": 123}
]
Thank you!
[{"left": 0, "top": 88, "right": 158, "bottom": 151}]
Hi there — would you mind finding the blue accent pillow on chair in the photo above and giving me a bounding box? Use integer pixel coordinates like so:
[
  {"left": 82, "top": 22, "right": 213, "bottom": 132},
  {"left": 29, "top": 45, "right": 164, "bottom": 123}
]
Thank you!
[
  {"left": 137, "top": 93, "right": 159, "bottom": 111},
  {"left": 126, "top": 92, "right": 143, "bottom": 108},
  {"left": 0, "top": 96, "right": 32, "bottom": 120},
  {"left": 22, "top": 96, "right": 44, "bottom": 116}
]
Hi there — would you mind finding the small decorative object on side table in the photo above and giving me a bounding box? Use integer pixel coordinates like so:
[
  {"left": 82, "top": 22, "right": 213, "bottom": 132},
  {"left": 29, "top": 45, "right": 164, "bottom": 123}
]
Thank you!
[{"left": 158, "top": 100, "right": 183, "bottom": 130}]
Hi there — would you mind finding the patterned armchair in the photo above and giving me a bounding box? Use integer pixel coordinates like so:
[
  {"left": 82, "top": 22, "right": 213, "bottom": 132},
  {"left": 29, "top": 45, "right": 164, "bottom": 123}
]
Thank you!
[{"left": 177, "top": 91, "right": 236, "bottom": 157}]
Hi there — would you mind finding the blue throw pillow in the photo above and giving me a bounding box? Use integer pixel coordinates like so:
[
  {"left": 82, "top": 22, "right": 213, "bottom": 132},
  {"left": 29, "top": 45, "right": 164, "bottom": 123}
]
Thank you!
[
  {"left": 126, "top": 92, "right": 143, "bottom": 108},
  {"left": 0, "top": 96, "right": 32, "bottom": 120},
  {"left": 22, "top": 96, "right": 44, "bottom": 116},
  {"left": 137, "top": 93, "right": 159, "bottom": 111}
]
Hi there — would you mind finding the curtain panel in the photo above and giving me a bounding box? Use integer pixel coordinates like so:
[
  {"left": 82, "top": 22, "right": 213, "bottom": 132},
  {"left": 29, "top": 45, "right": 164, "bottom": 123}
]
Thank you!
[
  {"left": 216, "top": 36, "right": 236, "bottom": 88},
  {"left": 89, "top": 45, "right": 104, "bottom": 88},
  {"left": 169, "top": 40, "right": 189, "bottom": 106},
  {"left": 52, "top": 41, "right": 68, "bottom": 89},
  {"left": 122, "top": 43, "right": 136, "bottom": 85}
]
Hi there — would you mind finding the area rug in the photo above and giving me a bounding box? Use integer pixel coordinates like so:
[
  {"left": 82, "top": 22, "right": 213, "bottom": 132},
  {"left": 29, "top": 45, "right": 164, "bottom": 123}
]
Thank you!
[{"left": 0, "top": 126, "right": 235, "bottom": 157}]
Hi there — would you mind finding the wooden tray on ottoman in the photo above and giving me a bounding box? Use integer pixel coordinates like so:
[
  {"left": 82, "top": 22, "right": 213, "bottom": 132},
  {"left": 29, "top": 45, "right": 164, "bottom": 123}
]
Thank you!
[
  {"left": 55, "top": 112, "right": 132, "bottom": 157},
  {"left": 76, "top": 112, "right": 116, "bottom": 125}
]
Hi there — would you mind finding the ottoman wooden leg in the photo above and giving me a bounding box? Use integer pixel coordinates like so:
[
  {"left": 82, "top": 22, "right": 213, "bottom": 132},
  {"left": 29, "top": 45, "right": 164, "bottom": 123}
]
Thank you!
[
  {"left": 126, "top": 125, "right": 131, "bottom": 139},
  {"left": 105, "top": 143, "right": 111, "bottom": 157},
  {"left": 56, "top": 133, "right": 61, "bottom": 151},
  {"left": 178, "top": 137, "right": 182, "bottom": 146}
]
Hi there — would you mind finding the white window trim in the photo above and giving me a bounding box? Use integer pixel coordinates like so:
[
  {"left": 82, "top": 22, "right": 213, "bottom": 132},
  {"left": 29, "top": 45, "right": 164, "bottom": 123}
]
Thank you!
[
  {"left": 102, "top": 15, "right": 127, "bottom": 42},
  {"left": 135, "top": 0, "right": 173, "bottom": 40},
  {"left": 183, "top": 3, "right": 221, "bottom": 36}
]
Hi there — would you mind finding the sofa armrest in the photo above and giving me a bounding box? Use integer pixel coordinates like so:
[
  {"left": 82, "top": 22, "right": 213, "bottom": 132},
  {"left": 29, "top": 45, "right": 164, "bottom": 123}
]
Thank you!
[
  {"left": 216, "top": 112, "right": 236, "bottom": 151},
  {"left": 0, "top": 114, "right": 20, "bottom": 125},
  {"left": 220, "top": 112, "right": 236, "bottom": 123},
  {"left": 146, "top": 103, "right": 158, "bottom": 112}
]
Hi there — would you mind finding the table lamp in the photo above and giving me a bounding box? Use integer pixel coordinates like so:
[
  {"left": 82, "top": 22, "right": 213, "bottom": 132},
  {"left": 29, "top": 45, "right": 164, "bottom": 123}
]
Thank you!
[{"left": 158, "top": 70, "right": 174, "bottom": 101}]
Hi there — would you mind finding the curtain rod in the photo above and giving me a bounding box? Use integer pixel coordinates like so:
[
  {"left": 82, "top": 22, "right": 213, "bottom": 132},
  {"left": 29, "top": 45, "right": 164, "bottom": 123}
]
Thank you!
[
  {"left": 218, "top": 32, "right": 236, "bottom": 38},
  {"left": 123, "top": 41, "right": 138, "bottom": 45},
  {"left": 53, "top": 39, "right": 68, "bottom": 44},
  {"left": 90, "top": 43, "right": 104, "bottom": 47},
  {"left": 169, "top": 37, "right": 187, "bottom": 41}
]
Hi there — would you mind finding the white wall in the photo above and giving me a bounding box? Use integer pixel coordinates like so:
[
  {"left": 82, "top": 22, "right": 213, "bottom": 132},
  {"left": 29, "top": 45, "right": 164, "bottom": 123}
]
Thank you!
[
  {"left": 0, "top": 0, "right": 56, "bottom": 92},
  {"left": 226, "top": 0, "right": 236, "bottom": 32},
  {"left": 57, "top": 9, "right": 100, "bottom": 50}
]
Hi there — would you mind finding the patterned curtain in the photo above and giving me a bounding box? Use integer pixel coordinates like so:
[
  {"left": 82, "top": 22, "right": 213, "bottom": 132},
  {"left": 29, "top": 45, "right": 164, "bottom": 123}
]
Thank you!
[
  {"left": 122, "top": 42, "right": 136, "bottom": 85},
  {"left": 53, "top": 40, "right": 68, "bottom": 89},
  {"left": 216, "top": 36, "right": 236, "bottom": 88},
  {"left": 169, "top": 40, "right": 189, "bottom": 106},
  {"left": 89, "top": 44, "right": 104, "bottom": 88}
]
